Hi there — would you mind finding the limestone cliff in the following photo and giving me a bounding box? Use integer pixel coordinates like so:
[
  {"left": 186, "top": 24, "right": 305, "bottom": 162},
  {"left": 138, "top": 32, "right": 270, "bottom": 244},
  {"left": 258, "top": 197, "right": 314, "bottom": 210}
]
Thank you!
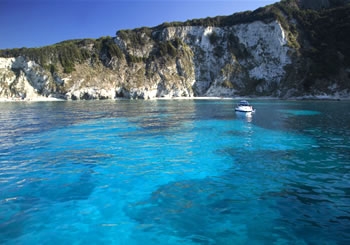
[{"left": 1, "top": 0, "right": 349, "bottom": 100}]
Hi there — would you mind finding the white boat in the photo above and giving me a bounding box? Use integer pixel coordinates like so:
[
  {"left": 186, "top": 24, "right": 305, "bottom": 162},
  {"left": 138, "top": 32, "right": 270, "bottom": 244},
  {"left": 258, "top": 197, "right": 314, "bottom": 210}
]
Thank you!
[{"left": 234, "top": 100, "right": 255, "bottom": 113}]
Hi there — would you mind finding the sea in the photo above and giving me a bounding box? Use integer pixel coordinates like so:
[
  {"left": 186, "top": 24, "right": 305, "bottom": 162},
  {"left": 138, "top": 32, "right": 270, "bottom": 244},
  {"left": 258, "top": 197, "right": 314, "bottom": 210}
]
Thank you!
[{"left": 0, "top": 99, "right": 349, "bottom": 245}]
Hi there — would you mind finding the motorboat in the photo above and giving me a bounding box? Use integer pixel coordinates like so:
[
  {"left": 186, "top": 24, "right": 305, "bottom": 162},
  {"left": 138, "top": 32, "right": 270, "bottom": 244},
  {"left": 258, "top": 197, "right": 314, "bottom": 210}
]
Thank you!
[{"left": 234, "top": 100, "right": 255, "bottom": 113}]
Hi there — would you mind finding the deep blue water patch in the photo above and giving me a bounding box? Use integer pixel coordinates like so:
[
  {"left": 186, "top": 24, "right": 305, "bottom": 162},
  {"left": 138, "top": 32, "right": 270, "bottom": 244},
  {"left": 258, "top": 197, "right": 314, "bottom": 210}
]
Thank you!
[{"left": 278, "top": 109, "right": 321, "bottom": 116}]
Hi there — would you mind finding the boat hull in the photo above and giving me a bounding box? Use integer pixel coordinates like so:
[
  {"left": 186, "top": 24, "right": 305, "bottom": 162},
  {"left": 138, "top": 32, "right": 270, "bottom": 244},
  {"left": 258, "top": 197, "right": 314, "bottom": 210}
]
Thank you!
[
  {"left": 235, "top": 109, "right": 255, "bottom": 113},
  {"left": 234, "top": 106, "right": 255, "bottom": 113}
]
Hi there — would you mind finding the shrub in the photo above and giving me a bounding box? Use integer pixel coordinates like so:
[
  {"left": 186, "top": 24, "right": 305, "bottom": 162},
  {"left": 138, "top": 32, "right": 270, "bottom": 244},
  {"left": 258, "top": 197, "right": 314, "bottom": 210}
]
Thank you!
[
  {"left": 157, "top": 40, "right": 178, "bottom": 58},
  {"left": 100, "top": 37, "right": 123, "bottom": 59},
  {"left": 222, "top": 80, "right": 234, "bottom": 88}
]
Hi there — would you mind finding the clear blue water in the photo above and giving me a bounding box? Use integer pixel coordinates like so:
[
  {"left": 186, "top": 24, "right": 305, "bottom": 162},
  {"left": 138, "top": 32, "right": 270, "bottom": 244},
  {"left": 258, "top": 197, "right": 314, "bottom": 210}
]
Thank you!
[{"left": 0, "top": 99, "right": 349, "bottom": 245}]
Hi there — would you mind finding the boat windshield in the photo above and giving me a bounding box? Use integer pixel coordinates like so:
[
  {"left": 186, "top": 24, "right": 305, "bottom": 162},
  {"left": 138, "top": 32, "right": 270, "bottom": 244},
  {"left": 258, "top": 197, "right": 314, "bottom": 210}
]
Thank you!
[{"left": 238, "top": 100, "right": 250, "bottom": 106}]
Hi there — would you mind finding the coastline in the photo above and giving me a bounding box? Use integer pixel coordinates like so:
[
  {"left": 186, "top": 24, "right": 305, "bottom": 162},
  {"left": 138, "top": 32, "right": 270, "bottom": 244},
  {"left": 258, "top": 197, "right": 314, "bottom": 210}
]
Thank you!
[
  {"left": 0, "top": 97, "right": 66, "bottom": 102},
  {"left": 0, "top": 95, "right": 349, "bottom": 102}
]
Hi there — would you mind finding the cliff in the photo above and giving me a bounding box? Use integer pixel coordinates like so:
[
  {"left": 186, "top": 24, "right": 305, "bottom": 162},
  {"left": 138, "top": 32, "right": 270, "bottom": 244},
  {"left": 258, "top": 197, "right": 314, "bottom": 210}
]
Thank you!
[{"left": 1, "top": 0, "right": 349, "bottom": 100}]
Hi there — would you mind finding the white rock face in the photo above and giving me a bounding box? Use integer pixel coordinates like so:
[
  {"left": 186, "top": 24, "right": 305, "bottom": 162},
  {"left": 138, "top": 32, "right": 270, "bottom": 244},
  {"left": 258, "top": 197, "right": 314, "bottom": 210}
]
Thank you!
[
  {"left": 0, "top": 58, "right": 16, "bottom": 88},
  {"left": 161, "top": 21, "right": 291, "bottom": 96},
  {"left": 161, "top": 26, "right": 225, "bottom": 95},
  {"left": 0, "top": 57, "right": 52, "bottom": 99},
  {"left": 234, "top": 21, "right": 291, "bottom": 84},
  {"left": 66, "top": 87, "right": 115, "bottom": 100},
  {"left": 0, "top": 20, "right": 294, "bottom": 100},
  {"left": 115, "top": 32, "right": 153, "bottom": 58},
  {"left": 0, "top": 57, "right": 15, "bottom": 69}
]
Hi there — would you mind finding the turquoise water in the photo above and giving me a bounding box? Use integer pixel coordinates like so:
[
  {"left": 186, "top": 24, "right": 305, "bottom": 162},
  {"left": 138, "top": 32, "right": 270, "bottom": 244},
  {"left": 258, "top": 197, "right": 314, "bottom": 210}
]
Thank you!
[{"left": 0, "top": 99, "right": 349, "bottom": 244}]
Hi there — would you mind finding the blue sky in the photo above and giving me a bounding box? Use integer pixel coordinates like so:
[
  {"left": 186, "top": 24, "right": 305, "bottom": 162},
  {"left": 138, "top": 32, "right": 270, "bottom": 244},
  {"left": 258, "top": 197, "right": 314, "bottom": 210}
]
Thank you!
[{"left": 0, "top": 0, "right": 278, "bottom": 49}]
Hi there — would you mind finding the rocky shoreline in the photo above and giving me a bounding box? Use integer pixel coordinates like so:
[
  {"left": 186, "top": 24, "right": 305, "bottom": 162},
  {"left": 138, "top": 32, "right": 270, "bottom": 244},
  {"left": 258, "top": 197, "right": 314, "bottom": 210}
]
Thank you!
[{"left": 1, "top": 94, "right": 349, "bottom": 103}]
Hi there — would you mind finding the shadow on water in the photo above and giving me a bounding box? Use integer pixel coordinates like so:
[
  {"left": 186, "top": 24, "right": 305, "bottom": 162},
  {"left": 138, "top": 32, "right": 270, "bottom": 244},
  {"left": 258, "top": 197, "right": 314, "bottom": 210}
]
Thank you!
[
  {"left": 0, "top": 147, "right": 103, "bottom": 242},
  {"left": 267, "top": 185, "right": 350, "bottom": 244},
  {"left": 124, "top": 177, "right": 290, "bottom": 244},
  {"left": 0, "top": 169, "right": 95, "bottom": 243},
  {"left": 125, "top": 178, "right": 244, "bottom": 244}
]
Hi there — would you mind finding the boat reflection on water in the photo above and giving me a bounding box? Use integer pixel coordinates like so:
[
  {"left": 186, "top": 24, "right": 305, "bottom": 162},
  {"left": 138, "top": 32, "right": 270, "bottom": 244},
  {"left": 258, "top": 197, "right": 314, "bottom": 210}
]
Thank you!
[{"left": 235, "top": 111, "right": 253, "bottom": 122}]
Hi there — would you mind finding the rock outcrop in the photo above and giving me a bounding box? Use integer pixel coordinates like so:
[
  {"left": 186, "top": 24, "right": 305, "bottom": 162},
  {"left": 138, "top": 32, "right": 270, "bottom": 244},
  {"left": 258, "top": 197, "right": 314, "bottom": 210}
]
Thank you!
[{"left": 1, "top": 0, "right": 349, "bottom": 100}]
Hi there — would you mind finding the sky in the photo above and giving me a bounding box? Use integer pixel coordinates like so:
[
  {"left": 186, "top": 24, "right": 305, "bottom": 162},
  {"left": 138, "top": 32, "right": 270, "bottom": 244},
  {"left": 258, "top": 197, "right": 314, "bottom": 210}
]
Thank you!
[{"left": 0, "top": 0, "right": 278, "bottom": 49}]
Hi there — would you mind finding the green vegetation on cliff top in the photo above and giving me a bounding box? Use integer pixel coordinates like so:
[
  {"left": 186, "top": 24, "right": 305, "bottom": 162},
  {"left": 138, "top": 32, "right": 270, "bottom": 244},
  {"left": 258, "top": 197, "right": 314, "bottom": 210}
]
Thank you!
[{"left": 0, "top": 36, "right": 123, "bottom": 74}]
